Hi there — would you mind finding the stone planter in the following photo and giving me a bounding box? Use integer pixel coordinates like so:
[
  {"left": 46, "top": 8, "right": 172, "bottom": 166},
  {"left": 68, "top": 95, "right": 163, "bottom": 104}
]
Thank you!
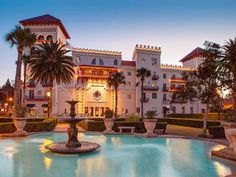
[
  {"left": 14, "top": 118, "right": 27, "bottom": 134},
  {"left": 221, "top": 121, "right": 236, "bottom": 149},
  {"left": 143, "top": 118, "right": 157, "bottom": 137},
  {"left": 103, "top": 118, "right": 115, "bottom": 134}
]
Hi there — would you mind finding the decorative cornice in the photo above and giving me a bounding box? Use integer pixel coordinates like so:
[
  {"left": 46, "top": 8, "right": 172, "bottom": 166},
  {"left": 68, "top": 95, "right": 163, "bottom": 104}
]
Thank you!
[
  {"left": 73, "top": 48, "right": 122, "bottom": 56},
  {"left": 160, "top": 64, "right": 193, "bottom": 71},
  {"left": 135, "top": 44, "right": 161, "bottom": 52}
]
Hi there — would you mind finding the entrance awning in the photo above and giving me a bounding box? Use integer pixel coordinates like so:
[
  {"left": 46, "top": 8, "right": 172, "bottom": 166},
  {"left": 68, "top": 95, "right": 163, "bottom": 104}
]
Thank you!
[
  {"left": 42, "top": 104, "right": 48, "bottom": 107},
  {"left": 26, "top": 104, "right": 35, "bottom": 108}
]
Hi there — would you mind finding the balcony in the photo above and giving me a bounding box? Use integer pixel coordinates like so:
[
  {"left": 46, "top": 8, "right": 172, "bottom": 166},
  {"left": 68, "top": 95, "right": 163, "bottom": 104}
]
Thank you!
[
  {"left": 170, "top": 77, "right": 187, "bottom": 83},
  {"left": 25, "top": 96, "right": 48, "bottom": 101},
  {"left": 152, "top": 74, "right": 159, "bottom": 80},
  {"left": 78, "top": 71, "right": 111, "bottom": 79},
  {"left": 143, "top": 86, "right": 159, "bottom": 91},
  {"left": 162, "top": 87, "right": 169, "bottom": 92},
  {"left": 140, "top": 97, "right": 149, "bottom": 103}
]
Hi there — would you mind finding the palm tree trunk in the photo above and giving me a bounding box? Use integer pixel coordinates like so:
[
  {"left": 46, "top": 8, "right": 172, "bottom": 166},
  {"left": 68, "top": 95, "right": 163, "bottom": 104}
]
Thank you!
[
  {"left": 14, "top": 50, "right": 23, "bottom": 107},
  {"left": 202, "top": 101, "right": 209, "bottom": 136},
  {"left": 233, "top": 73, "right": 236, "bottom": 111},
  {"left": 115, "top": 87, "right": 118, "bottom": 119},
  {"left": 141, "top": 80, "right": 144, "bottom": 118},
  {"left": 48, "top": 80, "right": 53, "bottom": 118},
  {"left": 22, "top": 63, "right": 27, "bottom": 106}
]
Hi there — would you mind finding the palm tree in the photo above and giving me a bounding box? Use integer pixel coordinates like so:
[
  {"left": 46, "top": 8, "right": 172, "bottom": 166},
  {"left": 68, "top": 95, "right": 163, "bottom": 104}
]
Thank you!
[
  {"left": 5, "top": 25, "right": 36, "bottom": 106},
  {"left": 29, "top": 42, "right": 75, "bottom": 117},
  {"left": 218, "top": 38, "right": 236, "bottom": 110},
  {"left": 108, "top": 72, "right": 126, "bottom": 118},
  {"left": 136, "top": 67, "right": 151, "bottom": 118},
  {"left": 22, "top": 55, "right": 31, "bottom": 106}
]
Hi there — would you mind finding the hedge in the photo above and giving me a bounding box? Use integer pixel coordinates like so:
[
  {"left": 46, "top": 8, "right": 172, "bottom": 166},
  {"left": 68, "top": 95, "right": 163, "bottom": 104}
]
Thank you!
[
  {"left": 208, "top": 126, "right": 225, "bottom": 138},
  {"left": 0, "top": 118, "right": 56, "bottom": 133},
  {"left": 0, "top": 118, "right": 46, "bottom": 123},
  {"left": 166, "top": 113, "right": 223, "bottom": 120},
  {"left": 158, "top": 118, "right": 220, "bottom": 128},
  {"left": 78, "top": 120, "right": 167, "bottom": 133},
  {"left": 0, "top": 118, "right": 13, "bottom": 123}
]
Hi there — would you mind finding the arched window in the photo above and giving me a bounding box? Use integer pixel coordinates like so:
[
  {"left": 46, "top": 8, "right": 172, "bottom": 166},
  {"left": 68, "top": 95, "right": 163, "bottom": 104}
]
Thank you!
[
  {"left": 46, "top": 35, "right": 53, "bottom": 42},
  {"left": 99, "top": 58, "right": 104, "bottom": 65},
  {"left": 38, "top": 35, "right": 44, "bottom": 41},
  {"left": 91, "top": 58, "right": 96, "bottom": 65},
  {"left": 114, "top": 59, "right": 118, "bottom": 66}
]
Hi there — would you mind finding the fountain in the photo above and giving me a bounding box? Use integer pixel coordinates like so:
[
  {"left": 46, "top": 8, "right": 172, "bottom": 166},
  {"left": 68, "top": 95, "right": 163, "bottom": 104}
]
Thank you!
[{"left": 45, "top": 100, "right": 100, "bottom": 154}]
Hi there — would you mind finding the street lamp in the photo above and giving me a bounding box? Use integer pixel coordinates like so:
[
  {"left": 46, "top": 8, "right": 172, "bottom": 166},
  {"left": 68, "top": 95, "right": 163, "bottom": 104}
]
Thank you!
[{"left": 46, "top": 91, "right": 51, "bottom": 118}]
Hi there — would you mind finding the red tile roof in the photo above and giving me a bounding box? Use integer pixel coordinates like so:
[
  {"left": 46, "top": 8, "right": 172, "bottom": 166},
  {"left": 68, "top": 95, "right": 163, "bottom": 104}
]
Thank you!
[
  {"left": 121, "top": 60, "right": 136, "bottom": 66},
  {"left": 180, "top": 47, "right": 205, "bottom": 62},
  {"left": 20, "top": 14, "right": 70, "bottom": 39}
]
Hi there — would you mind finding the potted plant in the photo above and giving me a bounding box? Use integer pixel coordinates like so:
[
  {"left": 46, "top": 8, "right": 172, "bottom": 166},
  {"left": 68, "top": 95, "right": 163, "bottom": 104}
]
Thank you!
[
  {"left": 13, "top": 105, "right": 28, "bottom": 134},
  {"left": 221, "top": 109, "right": 236, "bottom": 149},
  {"left": 143, "top": 110, "right": 158, "bottom": 137},
  {"left": 103, "top": 109, "right": 115, "bottom": 134}
]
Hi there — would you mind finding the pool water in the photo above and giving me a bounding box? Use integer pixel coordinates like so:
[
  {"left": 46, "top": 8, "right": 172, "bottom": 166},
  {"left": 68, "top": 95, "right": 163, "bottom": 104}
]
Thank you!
[{"left": 0, "top": 133, "right": 235, "bottom": 177}]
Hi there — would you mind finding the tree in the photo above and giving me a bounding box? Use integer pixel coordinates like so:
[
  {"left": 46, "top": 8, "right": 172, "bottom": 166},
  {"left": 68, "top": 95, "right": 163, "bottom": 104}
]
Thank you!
[
  {"left": 29, "top": 42, "right": 75, "bottom": 117},
  {"left": 217, "top": 38, "right": 236, "bottom": 110},
  {"left": 136, "top": 67, "right": 151, "bottom": 118},
  {"left": 5, "top": 25, "right": 36, "bottom": 106},
  {"left": 173, "top": 41, "right": 221, "bottom": 136},
  {"left": 22, "top": 55, "right": 31, "bottom": 106},
  {"left": 108, "top": 72, "right": 126, "bottom": 118}
]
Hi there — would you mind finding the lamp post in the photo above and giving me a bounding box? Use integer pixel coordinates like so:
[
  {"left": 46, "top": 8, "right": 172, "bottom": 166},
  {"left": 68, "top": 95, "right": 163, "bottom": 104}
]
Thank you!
[
  {"left": 8, "top": 97, "right": 13, "bottom": 113},
  {"left": 46, "top": 91, "right": 51, "bottom": 118}
]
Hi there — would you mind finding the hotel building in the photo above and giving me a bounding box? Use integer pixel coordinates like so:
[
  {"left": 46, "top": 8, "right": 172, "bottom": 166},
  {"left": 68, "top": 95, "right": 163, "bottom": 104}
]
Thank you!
[{"left": 20, "top": 14, "right": 206, "bottom": 118}]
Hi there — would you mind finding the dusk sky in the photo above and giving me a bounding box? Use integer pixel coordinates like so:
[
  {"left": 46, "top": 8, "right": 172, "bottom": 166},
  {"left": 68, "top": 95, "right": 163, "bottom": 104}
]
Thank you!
[{"left": 0, "top": 0, "right": 236, "bottom": 85}]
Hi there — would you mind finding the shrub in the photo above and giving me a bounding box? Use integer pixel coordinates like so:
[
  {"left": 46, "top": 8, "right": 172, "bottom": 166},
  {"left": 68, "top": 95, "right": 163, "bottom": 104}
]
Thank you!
[
  {"left": 0, "top": 118, "right": 56, "bottom": 133},
  {"left": 145, "top": 110, "right": 157, "bottom": 119},
  {"left": 0, "top": 118, "right": 13, "bottom": 123},
  {"left": 158, "top": 118, "right": 220, "bottom": 128},
  {"left": 104, "top": 109, "right": 114, "bottom": 118},
  {"left": 78, "top": 120, "right": 167, "bottom": 133},
  {"left": 223, "top": 109, "right": 236, "bottom": 123},
  {"left": 208, "top": 126, "right": 225, "bottom": 138},
  {"left": 125, "top": 114, "right": 141, "bottom": 122},
  {"left": 0, "top": 122, "right": 16, "bottom": 133},
  {"left": 166, "top": 113, "right": 224, "bottom": 120}
]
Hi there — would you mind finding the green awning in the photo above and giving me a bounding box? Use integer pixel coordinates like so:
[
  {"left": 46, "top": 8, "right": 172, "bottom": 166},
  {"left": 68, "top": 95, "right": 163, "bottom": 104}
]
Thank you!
[
  {"left": 41, "top": 104, "right": 48, "bottom": 107},
  {"left": 26, "top": 104, "right": 35, "bottom": 108}
]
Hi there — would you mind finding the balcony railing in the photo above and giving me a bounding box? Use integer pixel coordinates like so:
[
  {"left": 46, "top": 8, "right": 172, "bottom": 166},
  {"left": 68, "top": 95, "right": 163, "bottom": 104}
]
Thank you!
[
  {"left": 143, "top": 86, "right": 159, "bottom": 91},
  {"left": 170, "top": 77, "right": 187, "bottom": 83},
  {"left": 78, "top": 71, "right": 111, "bottom": 79},
  {"left": 140, "top": 97, "right": 149, "bottom": 103},
  {"left": 162, "top": 87, "right": 169, "bottom": 92},
  {"left": 25, "top": 96, "right": 48, "bottom": 101},
  {"left": 152, "top": 74, "right": 159, "bottom": 80}
]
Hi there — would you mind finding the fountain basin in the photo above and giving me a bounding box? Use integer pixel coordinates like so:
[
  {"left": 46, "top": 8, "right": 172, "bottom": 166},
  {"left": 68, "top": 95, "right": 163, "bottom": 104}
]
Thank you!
[{"left": 45, "top": 141, "right": 100, "bottom": 154}]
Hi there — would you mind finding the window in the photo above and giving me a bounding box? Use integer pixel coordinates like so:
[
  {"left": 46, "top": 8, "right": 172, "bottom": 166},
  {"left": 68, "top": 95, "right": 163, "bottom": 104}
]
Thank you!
[
  {"left": 38, "top": 35, "right": 44, "bottom": 41},
  {"left": 127, "top": 82, "right": 131, "bottom": 86},
  {"left": 37, "top": 90, "right": 42, "bottom": 95},
  {"left": 201, "top": 109, "right": 205, "bottom": 113},
  {"left": 99, "top": 58, "right": 104, "bottom": 65},
  {"left": 128, "top": 95, "right": 131, "bottom": 99},
  {"left": 152, "top": 58, "right": 157, "bottom": 65},
  {"left": 163, "top": 83, "right": 167, "bottom": 90},
  {"left": 46, "top": 35, "right": 53, "bottom": 41},
  {"left": 152, "top": 93, "right": 157, "bottom": 99},
  {"left": 182, "top": 106, "right": 185, "bottom": 114},
  {"left": 190, "top": 107, "right": 194, "bottom": 114},
  {"left": 163, "top": 73, "right": 166, "bottom": 79},
  {"left": 172, "top": 107, "right": 176, "bottom": 113},
  {"left": 91, "top": 58, "right": 96, "bottom": 65},
  {"left": 29, "top": 90, "right": 34, "bottom": 99},
  {"left": 76, "top": 56, "right": 80, "bottom": 63},
  {"left": 172, "top": 74, "right": 176, "bottom": 78},
  {"left": 163, "top": 94, "right": 167, "bottom": 101},
  {"left": 127, "top": 71, "right": 131, "bottom": 76},
  {"left": 114, "top": 59, "right": 118, "bottom": 66},
  {"left": 141, "top": 58, "right": 145, "bottom": 64},
  {"left": 137, "top": 107, "right": 140, "bottom": 113}
]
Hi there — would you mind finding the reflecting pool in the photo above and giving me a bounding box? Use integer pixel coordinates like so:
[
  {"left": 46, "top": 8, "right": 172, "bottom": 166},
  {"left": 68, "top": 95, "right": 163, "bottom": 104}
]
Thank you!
[{"left": 0, "top": 133, "right": 235, "bottom": 177}]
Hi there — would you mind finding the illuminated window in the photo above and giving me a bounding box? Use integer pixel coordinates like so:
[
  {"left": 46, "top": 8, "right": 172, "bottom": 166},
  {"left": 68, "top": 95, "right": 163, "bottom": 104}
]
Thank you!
[{"left": 141, "top": 58, "right": 145, "bottom": 64}]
